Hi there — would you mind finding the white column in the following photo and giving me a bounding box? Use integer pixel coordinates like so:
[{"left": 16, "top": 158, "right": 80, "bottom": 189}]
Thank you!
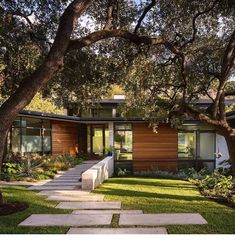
[{"left": 108, "top": 122, "right": 114, "bottom": 148}]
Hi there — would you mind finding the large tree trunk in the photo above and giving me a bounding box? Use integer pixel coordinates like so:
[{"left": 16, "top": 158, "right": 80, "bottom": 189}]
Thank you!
[
  {"left": 0, "top": 191, "right": 3, "bottom": 205},
  {"left": 0, "top": 0, "right": 93, "bottom": 204},
  {"left": 224, "top": 134, "right": 235, "bottom": 175}
]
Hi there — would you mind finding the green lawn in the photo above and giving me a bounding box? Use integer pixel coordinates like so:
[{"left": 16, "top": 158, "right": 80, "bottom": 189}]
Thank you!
[
  {"left": 0, "top": 186, "right": 70, "bottom": 234},
  {"left": 94, "top": 177, "right": 235, "bottom": 234},
  {"left": 1, "top": 177, "right": 235, "bottom": 234}
]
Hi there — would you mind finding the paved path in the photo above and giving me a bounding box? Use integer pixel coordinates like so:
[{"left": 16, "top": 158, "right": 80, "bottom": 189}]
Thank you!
[
  {"left": 18, "top": 160, "right": 208, "bottom": 234},
  {"left": 28, "top": 161, "right": 97, "bottom": 191}
]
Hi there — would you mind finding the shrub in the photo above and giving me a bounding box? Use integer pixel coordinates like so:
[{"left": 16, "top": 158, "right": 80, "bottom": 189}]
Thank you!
[
  {"left": 1, "top": 163, "right": 23, "bottom": 181},
  {"left": 191, "top": 171, "right": 235, "bottom": 202},
  {"left": 116, "top": 168, "right": 131, "bottom": 177},
  {"left": 31, "top": 170, "right": 56, "bottom": 180},
  {"left": 1, "top": 153, "right": 86, "bottom": 182},
  {"left": 134, "top": 167, "right": 210, "bottom": 180}
]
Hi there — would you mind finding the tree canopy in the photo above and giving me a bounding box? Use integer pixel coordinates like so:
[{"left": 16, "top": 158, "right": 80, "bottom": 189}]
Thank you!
[{"left": 0, "top": 0, "right": 235, "bottom": 173}]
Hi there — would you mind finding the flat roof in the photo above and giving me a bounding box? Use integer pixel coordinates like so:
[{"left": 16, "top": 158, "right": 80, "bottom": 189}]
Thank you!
[
  {"left": 19, "top": 108, "right": 235, "bottom": 123},
  {"left": 18, "top": 110, "right": 144, "bottom": 123}
]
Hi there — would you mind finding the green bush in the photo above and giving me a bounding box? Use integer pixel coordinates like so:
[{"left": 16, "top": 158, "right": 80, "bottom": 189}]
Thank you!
[
  {"left": 1, "top": 163, "right": 23, "bottom": 181},
  {"left": 31, "top": 170, "right": 56, "bottom": 180},
  {"left": 191, "top": 171, "right": 235, "bottom": 202},
  {"left": 1, "top": 153, "right": 86, "bottom": 182},
  {"left": 134, "top": 167, "right": 210, "bottom": 180},
  {"left": 116, "top": 168, "right": 131, "bottom": 177}
]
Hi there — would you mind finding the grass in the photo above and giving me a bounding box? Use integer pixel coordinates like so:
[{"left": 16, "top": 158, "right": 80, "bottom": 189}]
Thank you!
[
  {"left": 0, "top": 186, "right": 71, "bottom": 234},
  {"left": 94, "top": 177, "right": 235, "bottom": 234},
  {"left": 1, "top": 177, "right": 235, "bottom": 234}
]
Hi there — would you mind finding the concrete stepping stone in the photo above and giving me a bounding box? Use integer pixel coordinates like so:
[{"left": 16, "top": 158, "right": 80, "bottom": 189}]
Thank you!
[
  {"left": 27, "top": 185, "right": 79, "bottom": 190},
  {"left": 119, "top": 213, "right": 207, "bottom": 226},
  {"left": 56, "top": 201, "right": 122, "bottom": 209},
  {"left": 38, "top": 190, "right": 90, "bottom": 195},
  {"left": 54, "top": 176, "right": 80, "bottom": 179},
  {"left": 42, "top": 182, "right": 81, "bottom": 186},
  {"left": 49, "top": 179, "right": 79, "bottom": 183},
  {"left": 72, "top": 210, "right": 143, "bottom": 215},
  {"left": 67, "top": 227, "right": 168, "bottom": 234},
  {"left": 18, "top": 214, "right": 112, "bottom": 227},
  {"left": 46, "top": 195, "right": 104, "bottom": 202}
]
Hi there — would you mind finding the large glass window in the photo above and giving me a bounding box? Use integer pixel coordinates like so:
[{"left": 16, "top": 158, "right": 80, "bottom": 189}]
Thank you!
[
  {"left": 199, "top": 132, "right": 215, "bottom": 160},
  {"left": 93, "top": 108, "right": 113, "bottom": 117},
  {"left": 92, "top": 127, "right": 104, "bottom": 156},
  {"left": 114, "top": 123, "right": 133, "bottom": 160},
  {"left": 22, "top": 128, "right": 42, "bottom": 153},
  {"left": 178, "top": 129, "right": 216, "bottom": 170},
  {"left": 10, "top": 117, "right": 51, "bottom": 155},
  {"left": 178, "top": 132, "right": 196, "bottom": 159}
]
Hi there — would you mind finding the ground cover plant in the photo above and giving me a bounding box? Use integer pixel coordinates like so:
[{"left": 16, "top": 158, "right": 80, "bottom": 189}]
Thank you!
[{"left": 0, "top": 153, "right": 86, "bottom": 182}]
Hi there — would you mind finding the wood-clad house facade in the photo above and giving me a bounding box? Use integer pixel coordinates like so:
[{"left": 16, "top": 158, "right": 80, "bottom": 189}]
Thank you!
[
  {"left": 132, "top": 123, "right": 178, "bottom": 172},
  {"left": 8, "top": 98, "right": 234, "bottom": 172}
]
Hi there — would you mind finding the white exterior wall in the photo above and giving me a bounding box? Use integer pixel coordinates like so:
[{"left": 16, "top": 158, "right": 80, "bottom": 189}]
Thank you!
[
  {"left": 215, "top": 134, "right": 230, "bottom": 168},
  {"left": 108, "top": 122, "right": 114, "bottom": 148},
  {"left": 82, "top": 156, "right": 114, "bottom": 190}
]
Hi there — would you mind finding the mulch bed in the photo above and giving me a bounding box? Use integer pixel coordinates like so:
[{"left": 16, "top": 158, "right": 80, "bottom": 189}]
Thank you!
[{"left": 0, "top": 202, "right": 28, "bottom": 216}]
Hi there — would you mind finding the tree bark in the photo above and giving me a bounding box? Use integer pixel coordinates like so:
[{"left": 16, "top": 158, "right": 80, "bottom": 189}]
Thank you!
[
  {"left": 0, "top": 0, "right": 93, "bottom": 203},
  {"left": 224, "top": 133, "right": 235, "bottom": 175},
  {"left": 0, "top": 191, "right": 3, "bottom": 205}
]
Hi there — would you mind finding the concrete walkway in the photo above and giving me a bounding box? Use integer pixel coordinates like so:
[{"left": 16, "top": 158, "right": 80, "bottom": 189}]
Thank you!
[{"left": 18, "top": 160, "right": 208, "bottom": 234}]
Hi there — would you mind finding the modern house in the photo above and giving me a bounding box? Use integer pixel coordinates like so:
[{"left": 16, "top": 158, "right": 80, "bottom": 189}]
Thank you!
[{"left": 7, "top": 96, "right": 235, "bottom": 173}]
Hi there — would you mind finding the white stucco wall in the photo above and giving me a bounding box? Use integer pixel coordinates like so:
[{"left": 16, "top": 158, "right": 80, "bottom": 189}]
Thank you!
[
  {"left": 108, "top": 122, "right": 114, "bottom": 148},
  {"left": 215, "top": 134, "right": 230, "bottom": 168},
  {"left": 82, "top": 156, "right": 114, "bottom": 190}
]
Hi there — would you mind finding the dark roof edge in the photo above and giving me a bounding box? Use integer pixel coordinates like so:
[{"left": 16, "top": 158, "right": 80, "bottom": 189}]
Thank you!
[
  {"left": 18, "top": 110, "right": 145, "bottom": 122},
  {"left": 19, "top": 109, "right": 235, "bottom": 123}
]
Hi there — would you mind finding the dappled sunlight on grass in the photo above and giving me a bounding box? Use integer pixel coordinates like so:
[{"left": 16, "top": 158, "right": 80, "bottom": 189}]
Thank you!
[
  {"left": 95, "top": 177, "right": 235, "bottom": 234},
  {"left": 0, "top": 186, "right": 70, "bottom": 233}
]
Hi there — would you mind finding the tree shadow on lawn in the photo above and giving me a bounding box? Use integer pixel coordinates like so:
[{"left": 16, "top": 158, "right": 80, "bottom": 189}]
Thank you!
[
  {"left": 97, "top": 187, "right": 204, "bottom": 202},
  {"left": 106, "top": 178, "right": 197, "bottom": 190}
]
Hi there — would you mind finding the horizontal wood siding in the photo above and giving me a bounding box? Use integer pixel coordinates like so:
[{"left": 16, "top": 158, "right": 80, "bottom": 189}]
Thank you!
[
  {"left": 52, "top": 121, "right": 79, "bottom": 155},
  {"left": 133, "top": 123, "right": 178, "bottom": 172}
]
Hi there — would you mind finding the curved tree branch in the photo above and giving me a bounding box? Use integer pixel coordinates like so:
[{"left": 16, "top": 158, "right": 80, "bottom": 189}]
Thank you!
[
  {"left": 134, "top": 0, "right": 156, "bottom": 34},
  {"left": 180, "top": 0, "right": 219, "bottom": 49},
  {"left": 68, "top": 29, "right": 165, "bottom": 50}
]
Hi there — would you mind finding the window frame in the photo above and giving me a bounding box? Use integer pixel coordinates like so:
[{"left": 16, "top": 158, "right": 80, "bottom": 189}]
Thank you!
[
  {"left": 114, "top": 123, "right": 133, "bottom": 161},
  {"left": 10, "top": 116, "right": 52, "bottom": 155},
  {"left": 177, "top": 129, "right": 216, "bottom": 170}
]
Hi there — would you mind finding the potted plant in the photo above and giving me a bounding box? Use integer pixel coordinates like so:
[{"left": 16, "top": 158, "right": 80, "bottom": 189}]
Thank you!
[{"left": 105, "top": 145, "right": 114, "bottom": 156}]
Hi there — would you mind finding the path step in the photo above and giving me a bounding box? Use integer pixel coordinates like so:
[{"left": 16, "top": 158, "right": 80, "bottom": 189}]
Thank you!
[
  {"left": 46, "top": 195, "right": 104, "bottom": 202},
  {"left": 18, "top": 214, "right": 112, "bottom": 227},
  {"left": 54, "top": 177, "right": 80, "bottom": 180},
  {"left": 42, "top": 182, "right": 81, "bottom": 186},
  {"left": 56, "top": 201, "right": 122, "bottom": 210},
  {"left": 119, "top": 213, "right": 207, "bottom": 226},
  {"left": 38, "top": 190, "right": 90, "bottom": 195},
  {"left": 72, "top": 210, "right": 143, "bottom": 215},
  {"left": 67, "top": 227, "right": 168, "bottom": 234},
  {"left": 48, "top": 180, "right": 79, "bottom": 183},
  {"left": 28, "top": 185, "right": 80, "bottom": 190}
]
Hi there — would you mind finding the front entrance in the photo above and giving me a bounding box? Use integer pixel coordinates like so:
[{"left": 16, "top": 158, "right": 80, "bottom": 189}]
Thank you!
[{"left": 87, "top": 124, "right": 109, "bottom": 157}]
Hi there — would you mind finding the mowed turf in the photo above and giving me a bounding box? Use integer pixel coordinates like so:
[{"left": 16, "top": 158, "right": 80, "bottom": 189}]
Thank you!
[
  {"left": 94, "top": 177, "right": 235, "bottom": 234},
  {"left": 1, "top": 177, "right": 235, "bottom": 234},
  {"left": 0, "top": 186, "right": 70, "bottom": 234}
]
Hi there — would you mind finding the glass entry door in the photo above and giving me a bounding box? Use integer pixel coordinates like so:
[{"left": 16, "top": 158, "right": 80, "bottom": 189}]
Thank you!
[
  {"left": 87, "top": 124, "right": 109, "bottom": 157},
  {"left": 92, "top": 126, "right": 104, "bottom": 156}
]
